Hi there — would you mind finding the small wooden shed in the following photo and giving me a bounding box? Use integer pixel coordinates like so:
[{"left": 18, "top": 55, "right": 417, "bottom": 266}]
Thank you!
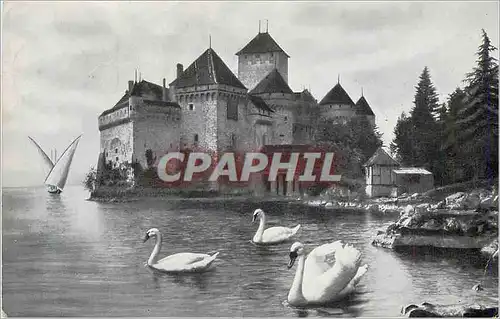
[
  {"left": 391, "top": 167, "right": 434, "bottom": 196},
  {"left": 363, "top": 147, "right": 400, "bottom": 198}
]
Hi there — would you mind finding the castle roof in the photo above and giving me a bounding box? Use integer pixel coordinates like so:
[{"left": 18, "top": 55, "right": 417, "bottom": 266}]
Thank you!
[
  {"left": 319, "top": 83, "right": 355, "bottom": 106},
  {"left": 294, "top": 89, "right": 317, "bottom": 103},
  {"left": 355, "top": 95, "right": 375, "bottom": 116},
  {"left": 236, "top": 32, "right": 290, "bottom": 58},
  {"left": 248, "top": 94, "right": 274, "bottom": 113},
  {"left": 249, "top": 69, "right": 293, "bottom": 95},
  {"left": 101, "top": 80, "right": 179, "bottom": 117},
  {"left": 170, "top": 48, "right": 246, "bottom": 90}
]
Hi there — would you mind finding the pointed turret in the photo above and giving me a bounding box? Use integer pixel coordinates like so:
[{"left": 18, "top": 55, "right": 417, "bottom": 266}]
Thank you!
[{"left": 319, "top": 83, "right": 355, "bottom": 106}]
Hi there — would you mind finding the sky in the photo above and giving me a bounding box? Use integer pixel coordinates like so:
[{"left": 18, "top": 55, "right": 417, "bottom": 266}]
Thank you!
[{"left": 2, "top": 1, "right": 499, "bottom": 188}]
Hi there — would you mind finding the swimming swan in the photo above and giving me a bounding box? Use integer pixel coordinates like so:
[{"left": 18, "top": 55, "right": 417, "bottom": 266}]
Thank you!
[
  {"left": 286, "top": 241, "right": 368, "bottom": 307},
  {"left": 252, "top": 209, "right": 301, "bottom": 245},
  {"left": 143, "top": 228, "right": 219, "bottom": 273}
]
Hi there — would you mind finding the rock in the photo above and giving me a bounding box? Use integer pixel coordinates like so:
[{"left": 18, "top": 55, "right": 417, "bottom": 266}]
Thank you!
[
  {"left": 403, "top": 204, "right": 415, "bottom": 215},
  {"left": 445, "top": 192, "right": 466, "bottom": 206},
  {"left": 481, "top": 239, "right": 499, "bottom": 261},
  {"left": 463, "top": 193, "right": 481, "bottom": 210},
  {"left": 324, "top": 202, "right": 334, "bottom": 208},
  {"left": 415, "top": 203, "right": 430, "bottom": 214},
  {"left": 472, "top": 283, "right": 484, "bottom": 291},
  {"left": 401, "top": 302, "right": 498, "bottom": 317},
  {"left": 421, "top": 218, "right": 442, "bottom": 231},
  {"left": 444, "top": 218, "right": 462, "bottom": 233},
  {"left": 430, "top": 200, "right": 446, "bottom": 210},
  {"left": 368, "top": 204, "right": 380, "bottom": 213}
]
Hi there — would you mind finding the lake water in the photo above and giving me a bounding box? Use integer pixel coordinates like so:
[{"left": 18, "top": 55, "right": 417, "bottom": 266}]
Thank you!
[{"left": 2, "top": 186, "right": 498, "bottom": 317}]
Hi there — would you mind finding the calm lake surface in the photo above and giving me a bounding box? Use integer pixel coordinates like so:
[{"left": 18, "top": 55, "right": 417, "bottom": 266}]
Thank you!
[{"left": 2, "top": 186, "right": 498, "bottom": 317}]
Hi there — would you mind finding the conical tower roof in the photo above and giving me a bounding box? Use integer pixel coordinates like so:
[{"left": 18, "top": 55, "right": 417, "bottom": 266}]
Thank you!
[
  {"left": 355, "top": 96, "right": 375, "bottom": 116},
  {"left": 319, "top": 83, "right": 355, "bottom": 106}
]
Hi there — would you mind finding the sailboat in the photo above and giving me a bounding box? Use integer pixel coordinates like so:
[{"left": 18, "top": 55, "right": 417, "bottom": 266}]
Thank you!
[{"left": 28, "top": 135, "right": 82, "bottom": 194}]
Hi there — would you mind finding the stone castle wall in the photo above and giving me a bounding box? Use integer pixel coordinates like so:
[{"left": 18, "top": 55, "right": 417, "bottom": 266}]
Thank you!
[
  {"left": 132, "top": 101, "right": 181, "bottom": 169},
  {"left": 216, "top": 94, "right": 253, "bottom": 152},
  {"left": 320, "top": 103, "right": 357, "bottom": 123},
  {"left": 100, "top": 121, "right": 134, "bottom": 168},
  {"left": 99, "top": 106, "right": 134, "bottom": 168}
]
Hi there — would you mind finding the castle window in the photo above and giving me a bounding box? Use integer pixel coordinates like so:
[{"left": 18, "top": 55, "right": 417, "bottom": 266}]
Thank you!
[
  {"left": 115, "top": 157, "right": 118, "bottom": 161},
  {"left": 194, "top": 134, "right": 199, "bottom": 144},
  {"left": 262, "top": 134, "right": 267, "bottom": 146},
  {"left": 188, "top": 103, "right": 194, "bottom": 111},
  {"left": 284, "top": 116, "right": 288, "bottom": 121},
  {"left": 115, "top": 148, "right": 118, "bottom": 153},
  {"left": 227, "top": 98, "right": 238, "bottom": 121}
]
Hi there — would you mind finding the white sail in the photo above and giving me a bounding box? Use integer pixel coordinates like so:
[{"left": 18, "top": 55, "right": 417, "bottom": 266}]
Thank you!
[
  {"left": 44, "top": 135, "right": 82, "bottom": 192},
  {"left": 28, "top": 136, "right": 55, "bottom": 178}
]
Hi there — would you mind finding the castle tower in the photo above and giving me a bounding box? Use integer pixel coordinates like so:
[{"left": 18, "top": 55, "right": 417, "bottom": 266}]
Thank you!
[
  {"left": 169, "top": 47, "right": 248, "bottom": 153},
  {"left": 236, "top": 30, "right": 290, "bottom": 91},
  {"left": 319, "top": 83, "right": 356, "bottom": 124},
  {"left": 355, "top": 94, "right": 376, "bottom": 126}
]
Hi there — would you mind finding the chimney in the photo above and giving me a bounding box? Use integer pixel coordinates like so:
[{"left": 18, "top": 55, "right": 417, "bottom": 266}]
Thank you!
[
  {"left": 162, "top": 78, "right": 168, "bottom": 102},
  {"left": 128, "top": 80, "right": 134, "bottom": 93},
  {"left": 177, "top": 63, "right": 183, "bottom": 79}
]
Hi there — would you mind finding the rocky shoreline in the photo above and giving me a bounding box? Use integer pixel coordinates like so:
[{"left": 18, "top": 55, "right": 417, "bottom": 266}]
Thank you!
[
  {"left": 401, "top": 302, "right": 498, "bottom": 317},
  {"left": 304, "top": 188, "right": 499, "bottom": 262}
]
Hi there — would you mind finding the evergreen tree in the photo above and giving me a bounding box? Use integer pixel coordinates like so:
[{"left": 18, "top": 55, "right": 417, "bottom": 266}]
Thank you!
[
  {"left": 457, "top": 29, "right": 499, "bottom": 179},
  {"left": 410, "top": 67, "right": 440, "bottom": 167},
  {"left": 391, "top": 112, "right": 415, "bottom": 164},
  {"left": 443, "top": 88, "right": 467, "bottom": 183}
]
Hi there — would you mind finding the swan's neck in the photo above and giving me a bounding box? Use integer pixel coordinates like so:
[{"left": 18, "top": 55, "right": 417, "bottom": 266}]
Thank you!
[
  {"left": 254, "top": 214, "right": 267, "bottom": 241},
  {"left": 148, "top": 234, "right": 162, "bottom": 266},
  {"left": 288, "top": 255, "right": 307, "bottom": 306}
]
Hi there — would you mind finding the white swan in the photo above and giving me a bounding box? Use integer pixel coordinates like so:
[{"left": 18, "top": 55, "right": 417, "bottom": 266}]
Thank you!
[
  {"left": 252, "top": 209, "right": 301, "bottom": 245},
  {"left": 286, "top": 241, "right": 368, "bottom": 307},
  {"left": 143, "top": 228, "right": 219, "bottom": 273}
]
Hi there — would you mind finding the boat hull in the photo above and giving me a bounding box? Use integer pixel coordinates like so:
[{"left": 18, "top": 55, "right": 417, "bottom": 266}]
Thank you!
[{"left": 47, "top": 185, "right": 62, "bottom": 194}]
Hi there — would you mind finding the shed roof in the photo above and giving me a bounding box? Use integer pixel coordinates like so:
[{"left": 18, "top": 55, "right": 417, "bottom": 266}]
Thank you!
[
  {"left": 393, "top": 167, "right": 433, "bottom": 175},
  {"left": 364, "top": 147, "right": 400, "bottom": 167}
]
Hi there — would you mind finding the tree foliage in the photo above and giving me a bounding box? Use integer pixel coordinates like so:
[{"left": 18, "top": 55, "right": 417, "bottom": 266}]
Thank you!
[
  {"left": 316, "top": 116, "right": 383, "bottom": 181},
  {"left": 457, "top": 29, "right": 499, "bottom": 179},
  {"left": 391, "top": 29, "right": 498, "bottom": 186}
]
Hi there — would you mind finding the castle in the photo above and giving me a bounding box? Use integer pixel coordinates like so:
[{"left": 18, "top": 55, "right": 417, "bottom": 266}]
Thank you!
[{"left": 97, "top": 28, "right": 376, "bottom": 191}]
